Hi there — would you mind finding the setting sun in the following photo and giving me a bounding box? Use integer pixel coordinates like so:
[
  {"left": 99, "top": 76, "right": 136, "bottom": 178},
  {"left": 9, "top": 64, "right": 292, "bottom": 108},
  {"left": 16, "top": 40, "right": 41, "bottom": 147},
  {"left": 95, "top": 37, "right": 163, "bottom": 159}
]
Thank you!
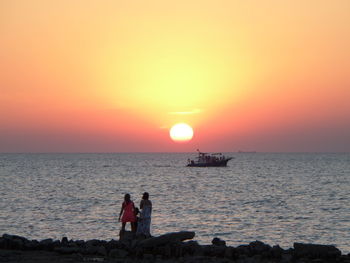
[
  {"left": 0, "top": 1, "right": 349, "bottom": 152},
  {"left": 169, "top": 123, "right": 194, "bottom": 143}
]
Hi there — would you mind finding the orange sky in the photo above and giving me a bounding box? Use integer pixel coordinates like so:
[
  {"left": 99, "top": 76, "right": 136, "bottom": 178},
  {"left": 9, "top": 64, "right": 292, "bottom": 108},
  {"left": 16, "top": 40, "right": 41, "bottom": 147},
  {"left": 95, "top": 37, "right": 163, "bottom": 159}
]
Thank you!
[{"left": 1, "top": 0, "right": 349, "bottom": 152}]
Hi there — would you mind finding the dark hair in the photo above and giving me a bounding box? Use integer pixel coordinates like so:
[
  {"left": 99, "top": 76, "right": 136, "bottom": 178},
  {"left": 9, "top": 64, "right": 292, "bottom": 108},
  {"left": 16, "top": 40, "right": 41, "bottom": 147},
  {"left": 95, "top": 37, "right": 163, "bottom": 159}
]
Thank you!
[
  {"left": 124, "top": 193, "right": 131, "bottom": 202},
  {"left": 142, "top": 192, "right": 149, "bottom": 200}
]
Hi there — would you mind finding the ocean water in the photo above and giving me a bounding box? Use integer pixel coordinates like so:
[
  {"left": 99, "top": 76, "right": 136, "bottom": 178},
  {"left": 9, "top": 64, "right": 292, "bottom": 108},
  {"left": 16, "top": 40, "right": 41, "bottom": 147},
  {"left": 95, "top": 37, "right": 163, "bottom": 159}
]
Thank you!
[{"left": 0, "top": 153, "right": 349, "bottom": 253}]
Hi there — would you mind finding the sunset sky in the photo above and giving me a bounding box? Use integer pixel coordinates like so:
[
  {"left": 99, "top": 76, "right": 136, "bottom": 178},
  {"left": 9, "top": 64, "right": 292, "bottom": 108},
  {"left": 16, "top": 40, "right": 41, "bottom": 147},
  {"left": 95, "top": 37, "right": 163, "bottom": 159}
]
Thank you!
[{"left": 1, "top": 0, "right": 349, "bottom": 152}]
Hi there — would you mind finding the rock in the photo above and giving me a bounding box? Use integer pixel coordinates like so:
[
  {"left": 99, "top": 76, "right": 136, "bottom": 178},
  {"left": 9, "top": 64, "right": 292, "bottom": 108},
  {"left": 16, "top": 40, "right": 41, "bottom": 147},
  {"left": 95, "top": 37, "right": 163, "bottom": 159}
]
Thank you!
[
  {"left": 84, "top": 245, "right": 100, "bottom": 255},
  {"left": 0, "top": 249, "right": 23, "bottom": 260},
  {"left": 39, "top": 238, "right": 53, "bottom": 245},
  {"left": 86, "top": 239, "right": 102, "bottom": 247},
  {"left": 143, "top": 253, "right": 154, "bottom": 260},
  {"left": 11, "top": 238, "right": 24, "bottom": 250},
  {"left": 74, "top": 240, "right": 85, "bottom": 247},
  {"left": 182, "top": 240, "right": 201, "bottom": 256},
  {"left": 212, "top": 237, "right": 226, "bottom": 246},
  {"left": 201, "top": 244, "right": 226, "bottom": 257},
  {"left": 23, "top": 240, "right": 39, "bottom": 250},
  {"left": 97, "top": 246, "right": 107, "bottom": 256},
  {"left": 119, "top": 230, "right": 135, "bottom": 240},
  {"left": 224, "top": 247, "right": 238, "bottom": 259},
  {"left": 0, "top": 237, "right": 5, "bottom": 249},
  {"left": 133, "top": 247, "right": 145, "bottom": 257},
  {"left": 0, "top": 233, "right": 347, "bottom": 262},
  {"left": 236, "top": 244, "right": 250, "bottom": 256},
  {"left": 293, "top": 243, "right": 341, "bottom": 260},
  {"left": 6, "top": 238, "right": 24, "bottom": 250},
  {"left": 155, "top": 255, "right": 163, "bottom": 261},
  {"left": 130, "top": 239, "right": 141, "bottom": 250},
  {"left": 340, "top": 255, "right": 350, "bottom": 263},
  {"left": 2, "top": 234, "right": 28, "bottom": 242},
  {"left": 271, "top": 245, "right": 284, "bottom": 259},
  {"left": 153, "top": 241, "right": 184, "bottom": 258},
  {"left": 280, "top": 253, "right": 292, "bottom": 263},
  {"left": 174, "top": 243, "right": 184, "bottom": 258},
  {"left": 106, "top": 239, "right": 120, "bottom": 250},
  {"left": 67, "top": 240, "right": 78, "bottom": 248},
  {"left": 156, "top": 245, "right": 172, "bottom": 258},
  {"left": 52, "top": 240, "right": 61, "bottom": 249},
  {"left": 2, "top": 234, "right": 30, "bottom": 250},
  {"left": 61, "top": 237, "right": 68, "bottom": 245},
  {"left": 54, "top": 247, "right": 81, "bottom": 254},
  {"left": 39, "top": 238, "right": 55, "bottom": 250},
  {"left": 109, "top": 248, "right": 129, "bottom": 258},
  {"left": 119, "top": 231, "right": 135, "bottom": 248},
  {"left": 139, "top": 231, "right": 195, "bottom": 248},
  {"left": 73, "top": 253, "right": 84, "bottom": 261},
  {"left": 249, "top": 240, "right": 271, "bottom": 254},
  {"left": 252, "top": 254, "right": 262, "bottom": 262}
]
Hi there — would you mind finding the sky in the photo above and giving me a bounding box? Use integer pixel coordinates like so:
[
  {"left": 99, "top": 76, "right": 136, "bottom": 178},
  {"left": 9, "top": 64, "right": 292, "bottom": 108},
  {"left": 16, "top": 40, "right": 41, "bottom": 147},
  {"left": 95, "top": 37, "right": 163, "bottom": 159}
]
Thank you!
[{"left": 1, "top": 0, "right": 349, "bottom": 152}]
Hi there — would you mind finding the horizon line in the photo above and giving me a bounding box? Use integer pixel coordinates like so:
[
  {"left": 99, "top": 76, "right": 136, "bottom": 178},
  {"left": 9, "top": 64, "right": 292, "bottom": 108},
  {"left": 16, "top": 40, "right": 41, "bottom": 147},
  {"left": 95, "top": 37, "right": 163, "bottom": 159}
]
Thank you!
[{"left": 0, "top": 151, "right": 349, "bottom": 154}]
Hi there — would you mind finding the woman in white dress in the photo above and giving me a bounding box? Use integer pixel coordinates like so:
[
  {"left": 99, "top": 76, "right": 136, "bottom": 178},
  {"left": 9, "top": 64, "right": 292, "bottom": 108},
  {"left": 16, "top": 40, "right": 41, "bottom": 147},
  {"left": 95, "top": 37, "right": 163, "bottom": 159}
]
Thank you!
[{"left": 136, "top": 192, "right": 152, "bottom": 237}]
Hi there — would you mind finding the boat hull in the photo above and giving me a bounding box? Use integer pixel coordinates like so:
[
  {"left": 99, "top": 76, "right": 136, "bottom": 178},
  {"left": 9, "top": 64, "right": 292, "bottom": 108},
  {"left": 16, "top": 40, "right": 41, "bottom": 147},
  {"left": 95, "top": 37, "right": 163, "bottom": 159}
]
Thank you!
[{"left": 187, "top": 158, "right": 232, "bottom": 167}]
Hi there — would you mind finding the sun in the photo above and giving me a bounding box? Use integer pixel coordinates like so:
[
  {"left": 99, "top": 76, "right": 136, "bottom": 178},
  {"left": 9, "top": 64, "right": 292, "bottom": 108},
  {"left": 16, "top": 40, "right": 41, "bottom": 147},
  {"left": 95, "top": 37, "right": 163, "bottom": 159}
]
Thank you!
[{"left": 169, "top": 123, "right": 194, "bottom": 142}]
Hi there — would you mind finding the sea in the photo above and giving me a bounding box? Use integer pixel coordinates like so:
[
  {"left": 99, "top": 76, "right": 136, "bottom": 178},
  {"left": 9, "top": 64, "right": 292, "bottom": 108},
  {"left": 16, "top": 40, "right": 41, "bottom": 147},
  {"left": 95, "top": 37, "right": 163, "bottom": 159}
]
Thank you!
[{"left": 0, "top": 153, "right": 349, "bottom": 253}]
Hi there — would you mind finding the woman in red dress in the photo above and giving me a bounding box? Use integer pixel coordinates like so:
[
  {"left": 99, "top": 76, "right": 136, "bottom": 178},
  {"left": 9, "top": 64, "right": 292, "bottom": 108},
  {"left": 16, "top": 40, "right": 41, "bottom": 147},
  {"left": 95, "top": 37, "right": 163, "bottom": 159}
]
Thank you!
[{"left": 118, "top": 193, "right": 137, "bottom": 232}]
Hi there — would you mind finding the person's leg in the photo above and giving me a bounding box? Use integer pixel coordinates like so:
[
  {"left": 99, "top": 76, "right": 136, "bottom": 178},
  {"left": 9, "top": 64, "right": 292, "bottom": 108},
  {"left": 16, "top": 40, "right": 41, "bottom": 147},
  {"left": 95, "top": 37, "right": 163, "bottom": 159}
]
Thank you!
[
  {"left": 144, "top": 218, "right": 151, "bottom": 237},
  {"left": 136, "top": 219, "right": 142, "bottom": 235},
  {"left": 131, "top": 222, "right": 136, "bottom": 232},
  {"left": 121, "top": 222, "right": 126, "bottom": 232},
  {"left": 134, "top": 220, "right": 138, "bottom": 232}
]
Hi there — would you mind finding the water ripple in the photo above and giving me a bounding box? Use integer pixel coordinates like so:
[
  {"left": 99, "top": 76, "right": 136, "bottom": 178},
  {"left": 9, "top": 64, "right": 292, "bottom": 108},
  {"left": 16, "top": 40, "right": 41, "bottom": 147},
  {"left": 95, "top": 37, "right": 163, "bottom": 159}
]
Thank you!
[{"left": 0, "top": 153, "right": 349, "bottom": 253}]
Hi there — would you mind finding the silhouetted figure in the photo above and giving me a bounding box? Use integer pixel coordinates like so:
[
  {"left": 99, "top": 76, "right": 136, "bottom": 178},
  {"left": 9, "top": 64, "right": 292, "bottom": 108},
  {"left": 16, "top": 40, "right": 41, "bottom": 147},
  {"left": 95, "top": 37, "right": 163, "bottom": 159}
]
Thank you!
[
  {"left": 136, "top": 192, "right": 152, "bottom": 237},
  {"left": 118, "top": 194, "right": 136, "bottom": 233},
  {"left": 134, "top": 207, "right": 140, "bottom": 230}
]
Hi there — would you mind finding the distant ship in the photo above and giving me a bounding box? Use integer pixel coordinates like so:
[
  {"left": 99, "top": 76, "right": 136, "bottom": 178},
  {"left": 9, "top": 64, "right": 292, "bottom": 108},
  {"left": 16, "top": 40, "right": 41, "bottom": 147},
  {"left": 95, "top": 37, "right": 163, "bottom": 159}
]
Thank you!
[{"left": 187, "top": 150, "right": 233, "bottom": 167}]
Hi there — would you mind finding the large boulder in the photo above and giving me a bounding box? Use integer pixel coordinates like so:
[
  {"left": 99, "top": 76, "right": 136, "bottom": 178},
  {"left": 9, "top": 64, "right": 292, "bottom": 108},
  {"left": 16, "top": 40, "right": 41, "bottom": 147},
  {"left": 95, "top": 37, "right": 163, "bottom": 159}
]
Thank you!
[
  {"left": 105, "top": 239, "right": 120, "bottom": 251},
  {"left": 61, "top": 237, "right": 69, "bottom": 246},
  {"left": 54, "top": 246, "right": 81, "bottom": 254},
  {"left": 39, "top": 238, "right": 57, "bottom": 250},
  {"left": 119, "top": 230, "right": 135, "bottom": 241},
  {"left": 96, "top": 246, "right": 107, "bottom": 256},
  {"left": 138, "top": 231, "right": 195, "bottom": 248},
  {"left": 212, "top": 237, "right": 226, "bottom": 246},
  {"left": 24, "top": 240, "right": 40, "bottom": 250},
  {"left": 119, "top": 231, "right": 135, "bottom": 248},
  {"left": 202, "top": 244, "right": 226, "bottom": 257},
  {"left": 236, "top": 244, "right": 251, "bottom": 256},
  {"left": 270, "top": 245, "right": 284, "bottom": 259},
  {"left": 109, "top": 248, "right": 129, "bottom": 258},
  {"left": 293, "top": 243, "right": 341, "bottom": 260},
  {"left": 0, "top": 237, "right": 4, "bottom": 249},
  {"left": 2, "top": 234, "right": 28, "bottom": 242},
  {"left": 182, "top": 240, "right": 202, "bottom": 256},
  {"left": 73, "top": 240, "right": 85, "bottom": 247},
  {"left": 1, "top": 234, "right": 33, "bottom": 250},
  {"left": 224, "top": 246, "right": 239, "bottom": 260},
  {"left": 248, "top": 240, "right": 271, "bottom": 255},
  {"left": 85, "top": 239, "right": 103, "bottom": 247}
]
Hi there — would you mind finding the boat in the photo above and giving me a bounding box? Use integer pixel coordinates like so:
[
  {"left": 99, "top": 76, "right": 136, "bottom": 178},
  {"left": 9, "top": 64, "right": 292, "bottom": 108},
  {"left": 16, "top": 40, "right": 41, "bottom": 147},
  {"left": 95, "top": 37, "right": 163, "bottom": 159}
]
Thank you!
[{"left": 187, "top": 150, "right": 233, "bottom": 167}]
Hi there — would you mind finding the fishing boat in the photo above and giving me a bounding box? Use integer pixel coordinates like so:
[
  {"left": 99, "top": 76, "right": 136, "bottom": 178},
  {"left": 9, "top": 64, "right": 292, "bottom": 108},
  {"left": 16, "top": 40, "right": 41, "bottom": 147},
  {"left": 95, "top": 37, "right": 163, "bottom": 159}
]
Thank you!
[{"left": 187, "top": 150, "right": 233, "bottom": 167}]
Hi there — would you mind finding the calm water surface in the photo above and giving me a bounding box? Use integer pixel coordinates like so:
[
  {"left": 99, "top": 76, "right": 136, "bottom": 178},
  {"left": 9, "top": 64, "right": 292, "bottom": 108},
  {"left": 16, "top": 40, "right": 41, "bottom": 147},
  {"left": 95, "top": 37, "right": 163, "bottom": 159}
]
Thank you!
[{"left": 0, "top": 153, "right": 349, "bottom": 253}]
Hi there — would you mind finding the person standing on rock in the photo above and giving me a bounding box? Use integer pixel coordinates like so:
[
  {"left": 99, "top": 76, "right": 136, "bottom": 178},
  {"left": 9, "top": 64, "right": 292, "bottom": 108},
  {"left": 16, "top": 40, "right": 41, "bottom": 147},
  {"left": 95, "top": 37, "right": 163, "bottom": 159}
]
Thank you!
[
  {"left": 118, "top": 193, "right": 137, "bottom": 233},
  {"left": 136, "top": 192, "right": 152, "bottom": 237}
]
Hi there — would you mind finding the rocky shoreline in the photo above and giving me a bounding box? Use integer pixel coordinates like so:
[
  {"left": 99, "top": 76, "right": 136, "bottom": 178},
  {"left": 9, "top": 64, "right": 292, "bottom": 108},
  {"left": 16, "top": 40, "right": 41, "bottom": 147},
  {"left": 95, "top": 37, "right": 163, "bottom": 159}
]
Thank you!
[{"left": 1, "top": 232, "right": 349, "bottom": 263}]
